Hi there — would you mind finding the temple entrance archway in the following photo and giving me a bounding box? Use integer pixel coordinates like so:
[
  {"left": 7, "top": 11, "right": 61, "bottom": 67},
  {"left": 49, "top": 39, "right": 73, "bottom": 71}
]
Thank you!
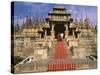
[{"left": 54, "top": 24, "right": 66, "bottom": 39}]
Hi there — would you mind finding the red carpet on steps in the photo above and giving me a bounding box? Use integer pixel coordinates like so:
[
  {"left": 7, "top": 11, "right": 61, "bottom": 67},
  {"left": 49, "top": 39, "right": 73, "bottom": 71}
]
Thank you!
[
  {"left": 54, "top": 41, "right": 66, "bottom": 59},
  {"left": 48, "top": 40, "right": 76, "bottom": 71}
]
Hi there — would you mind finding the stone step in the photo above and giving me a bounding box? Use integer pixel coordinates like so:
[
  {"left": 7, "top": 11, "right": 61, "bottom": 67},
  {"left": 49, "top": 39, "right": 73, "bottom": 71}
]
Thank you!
[{"left": 48, "top": 63, "right": 76, "bottom": 71}]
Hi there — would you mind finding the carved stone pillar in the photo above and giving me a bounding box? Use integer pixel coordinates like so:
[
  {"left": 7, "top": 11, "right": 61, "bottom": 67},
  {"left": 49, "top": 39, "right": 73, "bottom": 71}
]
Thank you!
[
  {"left": 65, "top": 24, "right": 68, "bottom": 39},
  {"left": 77, "top": 33, "right": 80, "bottom": 39},
  {"left": 51, "top": 24, "right": 54, "bottom": 31},
  {"left": 72, "top": 29, "right": 75, "bottom": 37},
  {"left": 51, "top": 24, "right": 55, "bottom": 39},
  {"left": 44, "top": 29, "right": 47, "bottom": 38}
]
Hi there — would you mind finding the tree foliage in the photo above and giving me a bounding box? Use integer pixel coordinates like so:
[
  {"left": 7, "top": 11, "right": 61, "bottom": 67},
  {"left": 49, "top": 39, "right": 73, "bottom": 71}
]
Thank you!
[{"left": 14, "top": 56, "right": 24, "bottom": 66}]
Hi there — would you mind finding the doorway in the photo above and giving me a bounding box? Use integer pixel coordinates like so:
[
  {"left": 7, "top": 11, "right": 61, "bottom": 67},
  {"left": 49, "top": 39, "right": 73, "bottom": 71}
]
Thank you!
[{"left": 54, "top": 24, "right": 66, "bottom": 39}]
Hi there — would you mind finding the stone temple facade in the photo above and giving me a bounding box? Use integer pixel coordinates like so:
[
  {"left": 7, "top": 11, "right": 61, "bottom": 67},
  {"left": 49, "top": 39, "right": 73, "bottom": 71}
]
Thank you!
[{"left": 11, "top": 6, "right": 97, "bottom": 73}]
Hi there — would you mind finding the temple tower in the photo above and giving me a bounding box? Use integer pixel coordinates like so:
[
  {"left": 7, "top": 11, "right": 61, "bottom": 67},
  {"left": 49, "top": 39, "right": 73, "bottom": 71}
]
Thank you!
[{"left": 46, "top": 6, "right": 72, "bottom": 39}]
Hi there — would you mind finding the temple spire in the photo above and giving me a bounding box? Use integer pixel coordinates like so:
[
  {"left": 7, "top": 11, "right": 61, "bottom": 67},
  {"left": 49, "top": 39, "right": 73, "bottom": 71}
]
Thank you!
[
  {"left": 74, "top": 15, "right": 78, "bottom": 27},
  {"left": 26, "top": 16, "right": 28, "bottom": 28},
  {"left": 15, "top": 20, "right": 20, "bottom": 32},
  {"left": 84, "top": 14, "right": 90, "bottom": 26},
  {"left": 79, "top": 14, "right": 83, "bottom": 25}
]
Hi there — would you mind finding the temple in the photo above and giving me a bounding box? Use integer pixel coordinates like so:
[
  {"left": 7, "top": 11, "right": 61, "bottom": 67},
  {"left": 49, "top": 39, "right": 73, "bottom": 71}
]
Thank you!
[{"left": 12, "top": 6, "right": 97, "bottom": 73}]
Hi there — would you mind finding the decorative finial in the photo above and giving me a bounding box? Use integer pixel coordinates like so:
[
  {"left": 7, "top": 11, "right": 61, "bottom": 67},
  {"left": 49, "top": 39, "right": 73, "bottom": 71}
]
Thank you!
[{"left": 16, "top": 20, "right": 18, "bottom": 25}]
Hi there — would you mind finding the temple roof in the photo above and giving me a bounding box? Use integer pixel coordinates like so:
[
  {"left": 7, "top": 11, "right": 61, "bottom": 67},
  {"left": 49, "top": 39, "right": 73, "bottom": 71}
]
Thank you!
[
  {"left": 48, "top": 11, "right": 71, "bottom": 16},
  {"left": 53, "top": 6, "right": 66, "bottom": 10},
  {"left": 44, "top": 23, "right": 50, "bottom": 28},
  {"left": 69, "top": 23, "right": 75, "bottom": 28},
  {"left": 75, "top": 28, "right": 80, "bottom": 32},
  {"left": 39, "top": 27, "right": 43, "bottom": 32}
]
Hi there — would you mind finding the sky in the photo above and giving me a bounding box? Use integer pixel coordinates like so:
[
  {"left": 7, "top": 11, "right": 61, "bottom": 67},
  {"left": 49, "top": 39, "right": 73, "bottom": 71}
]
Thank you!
[{"left": 12, "top": 1, "right": 97, "bottom": 26}]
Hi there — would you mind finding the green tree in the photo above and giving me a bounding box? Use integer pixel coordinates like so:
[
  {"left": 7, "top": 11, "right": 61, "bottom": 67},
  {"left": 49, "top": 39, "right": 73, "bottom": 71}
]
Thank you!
[{"left": 14, "top": 56, "right": 24, "bottom": 66}]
